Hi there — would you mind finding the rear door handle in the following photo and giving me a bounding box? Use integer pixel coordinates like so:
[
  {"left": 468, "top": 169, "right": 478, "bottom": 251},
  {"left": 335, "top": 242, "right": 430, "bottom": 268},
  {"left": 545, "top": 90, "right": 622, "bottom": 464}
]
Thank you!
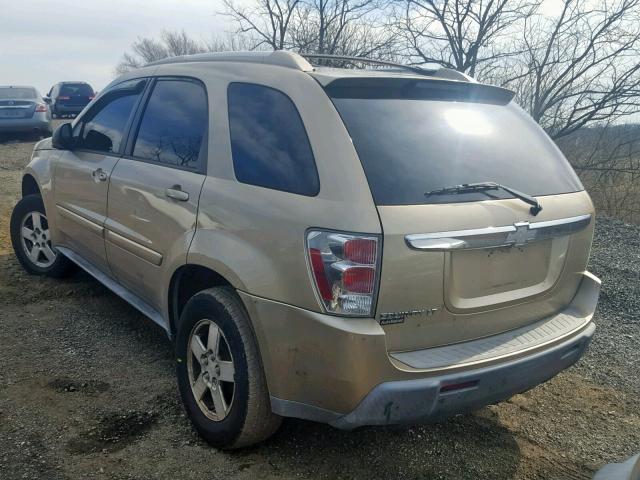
[
  {"left": 91, "top": 168, "right": 108, "bottom": 182},
  {"left": 165, "top": 185, "right": 189, "bottom": 202}
]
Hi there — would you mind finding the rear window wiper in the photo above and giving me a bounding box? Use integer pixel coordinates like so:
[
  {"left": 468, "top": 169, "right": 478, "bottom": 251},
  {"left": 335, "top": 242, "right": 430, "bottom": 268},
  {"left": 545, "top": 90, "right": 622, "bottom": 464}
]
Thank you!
[{"left": 425, "top": 182, "right": 543, "bottom": 215}]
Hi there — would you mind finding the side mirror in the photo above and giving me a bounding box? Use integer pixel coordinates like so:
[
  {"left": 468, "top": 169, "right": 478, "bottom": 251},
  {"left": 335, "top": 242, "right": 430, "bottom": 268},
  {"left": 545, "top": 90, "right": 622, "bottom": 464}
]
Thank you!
[
  {"left": 52, "top": 122, "right": 74, "bottom": 150},
  {"left": 43, "top": 96, "right": 52, "bottom": 104}
]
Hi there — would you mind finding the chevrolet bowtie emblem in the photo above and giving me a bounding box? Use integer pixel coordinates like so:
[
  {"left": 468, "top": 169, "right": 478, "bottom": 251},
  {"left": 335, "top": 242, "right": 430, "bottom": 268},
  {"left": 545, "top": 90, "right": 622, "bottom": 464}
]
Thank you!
[{"left": 505, "top": 221, "right": 533, "bottom": 247}]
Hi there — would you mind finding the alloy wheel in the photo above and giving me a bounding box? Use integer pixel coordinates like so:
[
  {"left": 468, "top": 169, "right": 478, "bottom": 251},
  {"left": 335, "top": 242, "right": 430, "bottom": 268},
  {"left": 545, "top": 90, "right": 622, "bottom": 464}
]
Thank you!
[
  {"left": 187, "top": 319, "right": 236, "bottom": 421},
  {"left": 20, "top": 211, "right": 56, "bottom": 268}
]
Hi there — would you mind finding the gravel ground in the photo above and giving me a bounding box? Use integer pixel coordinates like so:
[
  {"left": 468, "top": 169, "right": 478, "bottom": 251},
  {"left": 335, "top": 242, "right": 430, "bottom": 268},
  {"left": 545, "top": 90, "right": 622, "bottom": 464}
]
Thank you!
[
  {"left": 574, "top": 217, "right": 640, "bottom": 395},
  {"left": 0, "top": 127, "right": 639, "bottom": 479}
]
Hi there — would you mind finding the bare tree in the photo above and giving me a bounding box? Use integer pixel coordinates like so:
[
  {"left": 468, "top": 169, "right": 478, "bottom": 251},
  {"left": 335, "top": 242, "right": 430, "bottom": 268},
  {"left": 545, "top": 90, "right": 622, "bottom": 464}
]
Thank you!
[
  {"left": 116, "top": 30, "right": 253, "bottom": 74},
  {"left": 503, "top": 0, "right": 640, "bottom": 140},
  {"left": 222, "top": 0, "right": 396, "bottom": 56},
  {"left": 116, "top": 30, "right": 207, "bottom": 74},
  {"left": 394, "top": 0, "right": 540, "bottom": 77},
  {"left": 222, "top": 0, "right": 302, "bottom": 50},
  {"left": 290, "top": 0, "right": 385, "bottom": 54},
  {"left": 558, "top": 122, "right": 640, "bottom": 222}
]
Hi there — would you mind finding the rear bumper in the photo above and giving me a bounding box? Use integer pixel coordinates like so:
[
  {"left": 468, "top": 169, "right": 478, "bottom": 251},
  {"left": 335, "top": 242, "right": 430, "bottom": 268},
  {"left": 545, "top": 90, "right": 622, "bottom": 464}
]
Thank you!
[
  {"left": 240, "top": 271, "right": 600, "bottom": 428},
  {"left": 0, "top": 118, "right": 50, "bottom": 132},
  {"left": 331, "top": 321, "right": 594, "bottom": 429},
  {"left": 54, "top": 103, "right": 86, "bottom": 114}
]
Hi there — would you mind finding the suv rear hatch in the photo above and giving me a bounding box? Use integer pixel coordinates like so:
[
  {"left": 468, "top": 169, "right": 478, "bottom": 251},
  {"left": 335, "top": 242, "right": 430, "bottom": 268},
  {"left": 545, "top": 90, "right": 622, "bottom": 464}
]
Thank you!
[
  {"left": 325, "top": 76, "right": 595, "bottom": 353},
  {"left": 58, "top": 83, "right": 94, "bottom": 107}
]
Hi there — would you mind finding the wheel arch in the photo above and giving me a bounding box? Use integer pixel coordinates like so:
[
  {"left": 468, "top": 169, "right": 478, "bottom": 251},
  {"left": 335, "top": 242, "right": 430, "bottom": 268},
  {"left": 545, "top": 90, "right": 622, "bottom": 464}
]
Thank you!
[
  {"left": 168, "top": 264, "right": 237, "bottom": 337},
  {"left": 22, "top": 174, "right": 41, "bottom": 198}
]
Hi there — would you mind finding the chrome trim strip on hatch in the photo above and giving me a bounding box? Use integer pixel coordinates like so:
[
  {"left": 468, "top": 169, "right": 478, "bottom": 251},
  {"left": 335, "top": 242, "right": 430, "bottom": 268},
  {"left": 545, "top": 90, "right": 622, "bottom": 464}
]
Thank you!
[{"left": 405, "top": 214, "right": 592, "bottom": 251}]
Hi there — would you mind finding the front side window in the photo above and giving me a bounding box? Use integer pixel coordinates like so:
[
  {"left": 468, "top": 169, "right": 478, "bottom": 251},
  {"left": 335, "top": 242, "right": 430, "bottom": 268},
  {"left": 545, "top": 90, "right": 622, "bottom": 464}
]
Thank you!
[
  {"left": 132, "top": 78, "right": 207, "bottom": 170},
  {"left": 75, "top": 79, "right": 146, "bottom": 154},
  {"left": 227, "top": 83, "right": 319, "bottom": 196}
]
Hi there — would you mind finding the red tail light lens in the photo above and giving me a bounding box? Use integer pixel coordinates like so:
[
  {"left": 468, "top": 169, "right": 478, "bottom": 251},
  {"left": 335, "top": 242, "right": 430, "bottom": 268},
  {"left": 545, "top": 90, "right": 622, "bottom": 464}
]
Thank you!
[
  {"left": 344, "top": 238, "right": 377, "bottom": 264},
  {"left": 309, "top": 248, "right": 333, "bottom": 301},
  {"left": 35, "top": 104, "right": 47, "bottom": 112},
  {"left": 342, "top": 266, "right": 375, "bottom": 294},
  {"left": 306, "top": 230, "right": 380, "bottom": 316}
]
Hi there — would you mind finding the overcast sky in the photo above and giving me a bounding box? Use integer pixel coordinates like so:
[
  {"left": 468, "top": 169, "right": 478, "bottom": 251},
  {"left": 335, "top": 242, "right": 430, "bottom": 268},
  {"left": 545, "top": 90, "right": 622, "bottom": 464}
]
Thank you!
[
  {"left": 1, "top": 1, "right": 567, "bottom": 97},
  {"left": 0, "top": 0, "right": 232, "bottom": 95}
]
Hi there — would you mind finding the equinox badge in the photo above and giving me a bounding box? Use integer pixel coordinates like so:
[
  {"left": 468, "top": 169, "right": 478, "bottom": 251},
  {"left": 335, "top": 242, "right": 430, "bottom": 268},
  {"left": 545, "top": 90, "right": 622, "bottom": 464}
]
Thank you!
[{"left": 379, "top": 308, "right": 439, "bottom": 325}]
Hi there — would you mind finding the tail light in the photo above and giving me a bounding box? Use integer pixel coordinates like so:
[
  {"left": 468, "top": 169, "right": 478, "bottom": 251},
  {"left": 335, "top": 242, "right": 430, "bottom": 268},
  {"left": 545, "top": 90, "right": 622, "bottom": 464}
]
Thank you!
[
  {"left": 35, "top": 104, "right": 47, "bottom": 112},
  {"left": 306, "top": 230, "right": 381, "bottom": 316}
]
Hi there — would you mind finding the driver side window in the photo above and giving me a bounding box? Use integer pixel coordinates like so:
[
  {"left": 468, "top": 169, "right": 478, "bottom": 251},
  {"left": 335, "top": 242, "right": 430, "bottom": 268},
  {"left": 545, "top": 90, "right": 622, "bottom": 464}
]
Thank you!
[{"left": 74, "top": 79, "right": 146, "bottom": 154}]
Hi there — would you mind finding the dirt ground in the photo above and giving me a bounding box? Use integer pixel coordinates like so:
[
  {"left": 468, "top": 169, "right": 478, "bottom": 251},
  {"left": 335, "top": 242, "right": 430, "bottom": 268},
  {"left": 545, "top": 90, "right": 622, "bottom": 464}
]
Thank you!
[{"left": 0, "top": 123, "right": 638, "bottom": 480}]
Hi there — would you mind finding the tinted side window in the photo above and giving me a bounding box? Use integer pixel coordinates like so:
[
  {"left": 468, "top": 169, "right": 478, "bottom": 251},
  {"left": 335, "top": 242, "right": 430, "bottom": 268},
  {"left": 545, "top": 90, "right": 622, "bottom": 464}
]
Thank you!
[
  {"left": 132, "top": 79, "right": 207, "bottom": 170},
  {"left": 76, "top": 79, "right": 145, "bottom": 154},
  {"left": 227, "top": 83, "right": 319, "bottom": 196}
]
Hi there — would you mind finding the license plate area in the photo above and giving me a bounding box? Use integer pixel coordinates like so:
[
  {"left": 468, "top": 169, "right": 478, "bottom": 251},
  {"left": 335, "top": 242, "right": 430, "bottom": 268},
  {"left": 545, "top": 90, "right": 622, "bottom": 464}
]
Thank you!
[
  {"left": 0, "top": 110, "right": 26, "bottom": 118},
  {"left": 444, "top": 237, "right": 568, "bottom": 312}
]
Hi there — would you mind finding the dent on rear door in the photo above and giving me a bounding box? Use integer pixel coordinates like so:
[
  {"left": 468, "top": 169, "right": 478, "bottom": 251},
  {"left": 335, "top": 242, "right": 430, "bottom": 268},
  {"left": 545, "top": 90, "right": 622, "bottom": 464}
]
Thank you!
[{"left": 104, "top": 158, "right": 204, "bottom": 311}]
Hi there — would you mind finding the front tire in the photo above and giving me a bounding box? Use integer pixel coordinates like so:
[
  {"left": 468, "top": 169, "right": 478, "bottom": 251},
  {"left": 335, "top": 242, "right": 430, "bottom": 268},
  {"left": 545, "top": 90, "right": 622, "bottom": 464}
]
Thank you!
[
  {"left": 10, "top": 194, "right": 74, "bottom": 278},
  {"left": 175, "top": 287, "right": 281, "bottom": 449}
]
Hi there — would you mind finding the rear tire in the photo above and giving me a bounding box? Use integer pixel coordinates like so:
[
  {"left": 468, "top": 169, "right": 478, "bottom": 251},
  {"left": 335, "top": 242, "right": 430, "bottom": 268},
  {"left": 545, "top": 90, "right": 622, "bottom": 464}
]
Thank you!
[
  {"left": 10, "top": 194, "right": 74, "bottom": 278},
  {"left": 175, "top": 287, "right": 281, "bottom": 449}
]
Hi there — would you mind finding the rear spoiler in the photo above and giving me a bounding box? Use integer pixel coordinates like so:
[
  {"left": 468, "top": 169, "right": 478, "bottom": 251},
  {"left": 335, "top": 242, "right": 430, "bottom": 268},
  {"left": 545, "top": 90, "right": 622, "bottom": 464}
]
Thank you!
[{"left": 324, "top": 77, "right": 515, "bottom": 105}]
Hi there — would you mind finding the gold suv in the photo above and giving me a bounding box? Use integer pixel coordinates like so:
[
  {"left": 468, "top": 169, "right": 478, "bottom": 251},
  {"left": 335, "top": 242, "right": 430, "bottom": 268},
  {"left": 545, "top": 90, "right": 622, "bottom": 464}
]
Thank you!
[{"left": 10, "top": 51, "right": 601, "bottom": 449}]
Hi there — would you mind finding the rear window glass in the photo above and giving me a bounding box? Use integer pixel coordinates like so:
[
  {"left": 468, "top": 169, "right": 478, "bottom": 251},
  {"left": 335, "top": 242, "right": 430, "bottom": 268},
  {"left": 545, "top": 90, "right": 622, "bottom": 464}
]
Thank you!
[
  {"left": 0, "top": 88, "right": 37, "bottom": 99},
  {"left": 227, "top": 83, "right": 319, "bottom": 196},
  {"left": 60, "top": 84, "right": 94, "bottom": 96},
  {"left": 330, "top": 83, "right": 583, "bottom": 206}
]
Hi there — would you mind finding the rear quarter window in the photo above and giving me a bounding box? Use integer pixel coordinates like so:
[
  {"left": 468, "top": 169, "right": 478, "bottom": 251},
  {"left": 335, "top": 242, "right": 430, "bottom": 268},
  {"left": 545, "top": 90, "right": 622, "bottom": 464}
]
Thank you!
[{"left": 227, "top": 82, "right": 319, "bottom": 196}]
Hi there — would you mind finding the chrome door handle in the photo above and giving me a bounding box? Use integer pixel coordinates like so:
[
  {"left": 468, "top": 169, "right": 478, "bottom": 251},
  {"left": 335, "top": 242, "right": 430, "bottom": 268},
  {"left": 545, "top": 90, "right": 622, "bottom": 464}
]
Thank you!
[
  {"left": 165, "top": 185, "right": 189, "bottom": 201},
  {"left": 91, "top": 168, "right": 108, "bottom": 182}
]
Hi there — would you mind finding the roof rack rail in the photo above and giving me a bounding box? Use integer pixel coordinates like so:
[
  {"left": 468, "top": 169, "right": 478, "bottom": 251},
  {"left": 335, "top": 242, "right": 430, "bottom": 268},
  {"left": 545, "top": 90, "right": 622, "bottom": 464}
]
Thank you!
[
  {"left": 301, "top": 53, "right": 473, "bottom": 82},
  {"left": 143, "top": 50, "right": 473, "bottom": 82},
  {"left": 301, "top": 53, "right": 437, "bottom": 76},
  {"left": 146, "top": 51, "right": 314, "bottom": 71}
]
